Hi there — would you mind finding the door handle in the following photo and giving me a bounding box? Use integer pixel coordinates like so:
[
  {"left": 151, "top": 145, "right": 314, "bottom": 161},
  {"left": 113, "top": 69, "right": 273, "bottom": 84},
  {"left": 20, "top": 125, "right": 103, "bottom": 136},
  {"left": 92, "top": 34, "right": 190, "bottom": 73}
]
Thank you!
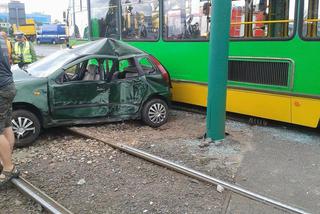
[{"left": 97, "top": 87, "right": 105, "bottom": 92}]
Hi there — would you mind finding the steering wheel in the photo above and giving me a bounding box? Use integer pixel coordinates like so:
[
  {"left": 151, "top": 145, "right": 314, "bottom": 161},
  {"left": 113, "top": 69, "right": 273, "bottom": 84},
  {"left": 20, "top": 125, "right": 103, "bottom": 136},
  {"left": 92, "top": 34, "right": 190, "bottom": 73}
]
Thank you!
[{"left": 63, "top": 73, "right": 71, "bottom": 82}]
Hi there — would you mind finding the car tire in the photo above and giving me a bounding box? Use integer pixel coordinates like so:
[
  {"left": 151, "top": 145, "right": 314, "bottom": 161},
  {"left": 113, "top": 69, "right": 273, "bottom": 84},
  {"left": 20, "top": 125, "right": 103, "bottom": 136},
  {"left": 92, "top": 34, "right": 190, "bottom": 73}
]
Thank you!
[
  {"left": 12, "top": 110, "right": 41, "bottom": 148},
  {"left": 142, "top": 98, "right": 168, "bottom": 128}
]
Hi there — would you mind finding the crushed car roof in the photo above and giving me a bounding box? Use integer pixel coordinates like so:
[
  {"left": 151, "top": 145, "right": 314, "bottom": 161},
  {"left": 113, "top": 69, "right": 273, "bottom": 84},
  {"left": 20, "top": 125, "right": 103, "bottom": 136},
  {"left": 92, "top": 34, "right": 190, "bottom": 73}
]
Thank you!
[{"left": 70, "top": 38, "right": 146, "bottom": 59}]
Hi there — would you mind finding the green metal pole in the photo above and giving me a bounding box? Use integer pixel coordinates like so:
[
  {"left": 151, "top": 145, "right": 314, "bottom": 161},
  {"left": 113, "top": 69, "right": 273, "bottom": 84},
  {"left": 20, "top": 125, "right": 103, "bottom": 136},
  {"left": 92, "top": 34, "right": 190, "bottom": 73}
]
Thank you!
[
  {"left": 206, "top": 0, "right": 232, "bottom": 141},
  {"left": 87, "top": 0, "right": 92, "bottom": 41}
]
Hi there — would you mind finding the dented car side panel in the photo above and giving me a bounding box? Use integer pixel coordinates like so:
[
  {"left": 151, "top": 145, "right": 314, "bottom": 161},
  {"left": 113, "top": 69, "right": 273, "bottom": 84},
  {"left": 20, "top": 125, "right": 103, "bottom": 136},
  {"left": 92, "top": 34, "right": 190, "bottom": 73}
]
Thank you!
[
  {"left": 48, "top": 78, "right": 110, "bottom": 119},
  {"left": 108, "top": 77, "right": 148, "bottom": 117}
]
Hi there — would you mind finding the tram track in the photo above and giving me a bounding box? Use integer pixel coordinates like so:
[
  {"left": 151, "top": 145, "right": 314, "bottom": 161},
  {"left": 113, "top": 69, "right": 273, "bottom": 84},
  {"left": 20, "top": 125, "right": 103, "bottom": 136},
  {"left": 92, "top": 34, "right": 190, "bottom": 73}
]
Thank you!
[
  {"left": 68, "top": 128, "right": 310, "bottom": 214},
  {"left": 10, "top": 177, "right": 73, "bottom": 214}
]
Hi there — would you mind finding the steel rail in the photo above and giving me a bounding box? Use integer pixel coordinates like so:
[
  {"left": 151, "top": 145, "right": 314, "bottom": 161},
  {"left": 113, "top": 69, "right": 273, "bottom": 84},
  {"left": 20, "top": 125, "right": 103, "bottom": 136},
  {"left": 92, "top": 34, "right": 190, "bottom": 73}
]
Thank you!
[
  {"left": 69, "top": 129, "right": 310, "bottom": 214},
  {"left": 11, "top": 177, "right": 73, "bottom": 214}
]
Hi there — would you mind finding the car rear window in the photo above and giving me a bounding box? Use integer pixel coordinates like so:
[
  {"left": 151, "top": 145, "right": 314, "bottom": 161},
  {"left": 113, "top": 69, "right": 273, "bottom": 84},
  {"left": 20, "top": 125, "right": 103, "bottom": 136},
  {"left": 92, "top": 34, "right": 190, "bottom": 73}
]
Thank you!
[{"left": 138, "top": 57, "right": 156, "bottom": 74}]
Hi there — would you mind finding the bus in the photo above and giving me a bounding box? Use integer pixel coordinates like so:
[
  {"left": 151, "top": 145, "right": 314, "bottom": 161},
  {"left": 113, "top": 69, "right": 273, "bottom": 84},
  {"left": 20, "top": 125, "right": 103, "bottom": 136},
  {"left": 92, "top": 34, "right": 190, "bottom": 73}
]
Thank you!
[{"left": 73, "top": 0, "right": 320, "bottom": 128}]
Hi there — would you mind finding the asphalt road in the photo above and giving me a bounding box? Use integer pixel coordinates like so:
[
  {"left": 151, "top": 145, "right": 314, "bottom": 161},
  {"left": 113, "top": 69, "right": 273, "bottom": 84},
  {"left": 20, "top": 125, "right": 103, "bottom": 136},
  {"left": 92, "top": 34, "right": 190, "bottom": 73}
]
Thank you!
[{"left": 34, "top": 44, "right": 64, "bottom": 58}]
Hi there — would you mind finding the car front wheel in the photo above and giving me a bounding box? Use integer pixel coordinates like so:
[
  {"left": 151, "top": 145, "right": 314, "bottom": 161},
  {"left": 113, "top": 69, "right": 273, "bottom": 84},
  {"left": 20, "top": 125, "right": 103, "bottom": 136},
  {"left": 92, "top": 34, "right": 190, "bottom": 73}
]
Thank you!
[
  {"left": 12, "top": 110, "right": 41, "bottom": 148},
  {"left": 142, "top": 98, "right": 168, "bottom": 128}
]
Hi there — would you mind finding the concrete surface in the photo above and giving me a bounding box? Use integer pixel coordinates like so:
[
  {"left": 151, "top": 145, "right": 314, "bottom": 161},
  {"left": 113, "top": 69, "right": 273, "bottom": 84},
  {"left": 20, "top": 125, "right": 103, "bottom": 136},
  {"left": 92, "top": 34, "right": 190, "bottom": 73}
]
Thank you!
[{"left": 227, "top": 126, "right": 320, "bottom": 214}]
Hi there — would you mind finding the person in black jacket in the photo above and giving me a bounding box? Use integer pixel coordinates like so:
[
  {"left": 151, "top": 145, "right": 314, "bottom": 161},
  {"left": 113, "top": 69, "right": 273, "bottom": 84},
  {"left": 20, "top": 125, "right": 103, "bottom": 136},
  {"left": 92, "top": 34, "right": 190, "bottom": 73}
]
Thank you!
[{"left": 0, "top": 34, "right": 19, "bottom": 187}]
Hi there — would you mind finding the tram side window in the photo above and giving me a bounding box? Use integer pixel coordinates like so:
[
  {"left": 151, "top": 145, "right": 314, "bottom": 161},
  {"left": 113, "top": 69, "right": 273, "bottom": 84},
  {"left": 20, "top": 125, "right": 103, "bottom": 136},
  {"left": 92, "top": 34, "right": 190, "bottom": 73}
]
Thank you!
[
  {"left": 230, "top": 0, "right": 296, "bottom": 39},
  {"left": 121, "top": 0, "right": 160, "bottom": 41},
  {"left": 90, "top": 0, "right": 120, "bottom": 39},
  {"left": 303, "top": 0, "right": 320, "bottom": 38},
  {"left": 163, "top": 0, "right": 211, "bottom": 41},
  {"left": 230, "top": 1, "right": 246, "bottom": 37}
]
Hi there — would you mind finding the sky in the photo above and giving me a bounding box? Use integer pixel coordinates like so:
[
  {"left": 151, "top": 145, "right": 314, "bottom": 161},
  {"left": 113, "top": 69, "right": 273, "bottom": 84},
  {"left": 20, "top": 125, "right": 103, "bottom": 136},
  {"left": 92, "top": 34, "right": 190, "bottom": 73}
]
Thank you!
[{"left": 19, "top": 0, "right": 70, "bottom": 22}]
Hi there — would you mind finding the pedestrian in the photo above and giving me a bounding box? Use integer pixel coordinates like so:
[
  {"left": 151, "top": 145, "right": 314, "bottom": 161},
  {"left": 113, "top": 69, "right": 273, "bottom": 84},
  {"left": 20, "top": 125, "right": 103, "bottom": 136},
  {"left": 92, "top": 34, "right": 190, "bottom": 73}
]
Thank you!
[
  {"left": 0, "top": 33, "right": 19, "bottom": 186},
  {"left": 12, "top": 32, "right": 37, "bottom": 68},
  {"left": 0, "top": 31, "right": 12, "bottom": 64}
]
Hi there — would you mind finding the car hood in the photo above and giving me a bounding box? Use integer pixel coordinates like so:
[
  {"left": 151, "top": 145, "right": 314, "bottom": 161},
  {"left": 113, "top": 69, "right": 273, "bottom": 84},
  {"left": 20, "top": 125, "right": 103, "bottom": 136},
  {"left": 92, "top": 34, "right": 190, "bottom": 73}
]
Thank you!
[{"left": 12, "top": 65, "right": 39, "bottom": 82}]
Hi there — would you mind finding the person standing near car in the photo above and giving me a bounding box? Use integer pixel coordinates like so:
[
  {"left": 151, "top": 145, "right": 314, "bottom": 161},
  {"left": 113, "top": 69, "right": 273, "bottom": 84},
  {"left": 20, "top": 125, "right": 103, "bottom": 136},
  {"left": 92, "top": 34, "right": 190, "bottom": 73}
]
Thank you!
[
  {"left": 0, "top": 34, "right": 19, "bottom": 186},
  {"left": 12, "top": 32, "right": 37, "bottom": 68},
  {"left": 0, "top": 31, "right": 12, "bottom": 64}
]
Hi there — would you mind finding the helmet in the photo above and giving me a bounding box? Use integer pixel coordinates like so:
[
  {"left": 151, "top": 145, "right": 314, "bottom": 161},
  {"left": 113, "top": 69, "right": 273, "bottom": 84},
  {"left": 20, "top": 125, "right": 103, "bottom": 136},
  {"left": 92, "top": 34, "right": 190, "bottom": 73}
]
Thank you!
[{"left": 14, "top": 31, "right": 25, "bottom": 40}]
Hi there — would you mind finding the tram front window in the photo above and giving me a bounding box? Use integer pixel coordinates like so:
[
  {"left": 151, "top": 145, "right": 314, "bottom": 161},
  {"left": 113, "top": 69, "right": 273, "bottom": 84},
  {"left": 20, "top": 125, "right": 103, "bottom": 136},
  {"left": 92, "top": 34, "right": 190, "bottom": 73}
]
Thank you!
[
  {"left": 121, "top": 0, "right": 160, "bottom": 41},
  {"left": 163, "top": 0, "right": 211, "bottom": 41},
  {"left": 230, "top": 0, "right": 296, "bottom": 39},
  {"left": 91, "top": 0, "right": 120, "bottom": 39}
]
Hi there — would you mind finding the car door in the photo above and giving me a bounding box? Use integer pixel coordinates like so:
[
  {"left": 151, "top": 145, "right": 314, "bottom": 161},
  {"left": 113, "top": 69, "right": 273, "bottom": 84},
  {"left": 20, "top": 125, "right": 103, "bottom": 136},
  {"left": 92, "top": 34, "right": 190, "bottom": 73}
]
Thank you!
[
  {"left": 48, "top": 58, "right": 110, "bottom": 120},
  {"left": 108, "top": 58, "right": 148, "bottom": 117}
]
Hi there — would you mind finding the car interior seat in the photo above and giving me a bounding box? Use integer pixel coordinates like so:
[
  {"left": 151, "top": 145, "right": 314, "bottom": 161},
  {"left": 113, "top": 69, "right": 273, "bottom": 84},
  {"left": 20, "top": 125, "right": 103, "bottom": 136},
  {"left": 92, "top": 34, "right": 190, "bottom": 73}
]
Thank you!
[
  {"left": 94, "top": 71, "right": 101, "bottom": 80},
  {"left": 108, "top": 60, "right": 120, "bottom": 81},
  {"left": 112, "top": 71, "right": 119, "bottom": 80},
  {"left": 69, "top": 63, "right": 86, "bottom": 81},
  {"left": 83, "top": 64, "right": 97, "bottom": 81}
]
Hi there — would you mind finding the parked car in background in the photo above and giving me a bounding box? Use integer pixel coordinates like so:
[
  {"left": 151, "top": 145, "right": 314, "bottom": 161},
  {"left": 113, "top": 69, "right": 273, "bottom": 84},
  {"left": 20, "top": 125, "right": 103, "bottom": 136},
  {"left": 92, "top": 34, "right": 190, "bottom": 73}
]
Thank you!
[
  {"left": 11, "top": 38, "right": 171, "bottom": 147},
  {"left": 37, "top": 24, "right": 68, "bottom": 44}
]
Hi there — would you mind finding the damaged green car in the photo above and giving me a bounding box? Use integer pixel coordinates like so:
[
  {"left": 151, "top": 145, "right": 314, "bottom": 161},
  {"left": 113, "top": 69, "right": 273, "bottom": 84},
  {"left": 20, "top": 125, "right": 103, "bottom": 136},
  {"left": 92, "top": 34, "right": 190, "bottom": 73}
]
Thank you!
[{"left": 12, "top": 39, "right": 171, "bottom": 147}]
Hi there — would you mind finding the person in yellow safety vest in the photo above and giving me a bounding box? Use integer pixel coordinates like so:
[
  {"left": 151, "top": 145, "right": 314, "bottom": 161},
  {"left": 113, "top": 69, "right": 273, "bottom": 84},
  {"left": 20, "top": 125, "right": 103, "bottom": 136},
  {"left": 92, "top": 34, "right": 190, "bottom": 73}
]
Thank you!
[
  {"left": 0, "top": 31, "right": 12, "bottom": 64},
  {"left": 12, "top": 33, "right": 37, "bottom": 68}
]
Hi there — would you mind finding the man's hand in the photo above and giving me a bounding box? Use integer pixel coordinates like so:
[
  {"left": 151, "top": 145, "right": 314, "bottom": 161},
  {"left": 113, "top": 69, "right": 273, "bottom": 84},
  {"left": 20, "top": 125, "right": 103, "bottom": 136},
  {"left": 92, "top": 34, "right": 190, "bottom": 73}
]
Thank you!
[{"left": 12, "top": 54, "right": 18, "bottom": 60}]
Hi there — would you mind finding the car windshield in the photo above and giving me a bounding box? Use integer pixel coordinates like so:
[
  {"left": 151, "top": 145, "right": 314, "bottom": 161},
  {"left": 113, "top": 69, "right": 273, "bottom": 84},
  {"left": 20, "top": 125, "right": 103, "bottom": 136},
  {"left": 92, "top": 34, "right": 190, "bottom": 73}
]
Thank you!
[{"left": 27, "top": 49, "right": 78, "bottom": 77}]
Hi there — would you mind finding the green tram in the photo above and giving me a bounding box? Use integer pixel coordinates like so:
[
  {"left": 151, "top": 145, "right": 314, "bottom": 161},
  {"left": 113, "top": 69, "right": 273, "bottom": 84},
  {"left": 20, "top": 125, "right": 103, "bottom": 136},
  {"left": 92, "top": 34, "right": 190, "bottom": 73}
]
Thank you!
[{"left": 73, "top": 0, "right": 320, "bottom": 128}]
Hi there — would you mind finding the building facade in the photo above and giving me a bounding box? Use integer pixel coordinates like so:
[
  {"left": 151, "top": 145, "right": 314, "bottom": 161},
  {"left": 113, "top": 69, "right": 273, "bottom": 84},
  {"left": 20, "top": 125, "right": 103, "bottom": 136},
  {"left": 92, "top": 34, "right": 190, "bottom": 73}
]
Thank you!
[{"left": 8, "top": 0, "right": 26, "bottom": 25}]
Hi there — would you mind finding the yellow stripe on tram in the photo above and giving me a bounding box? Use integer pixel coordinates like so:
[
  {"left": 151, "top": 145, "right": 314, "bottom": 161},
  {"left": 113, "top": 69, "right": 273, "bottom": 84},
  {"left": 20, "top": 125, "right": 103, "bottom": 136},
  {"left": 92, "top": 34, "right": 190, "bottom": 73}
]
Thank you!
[{"left": 171, "top": 81, "right": 320, "bottom": 128}]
